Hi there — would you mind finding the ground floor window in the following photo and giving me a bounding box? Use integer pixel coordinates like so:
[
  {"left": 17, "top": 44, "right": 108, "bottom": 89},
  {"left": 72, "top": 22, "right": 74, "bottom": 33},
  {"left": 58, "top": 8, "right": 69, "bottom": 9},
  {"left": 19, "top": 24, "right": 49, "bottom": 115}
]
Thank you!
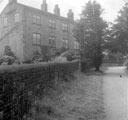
[
  {"left": 63, "top": 39, "right": 68, "bottom": 48},
  {"left": 49, "top": 36, "right": 56, "bottom": 47}
]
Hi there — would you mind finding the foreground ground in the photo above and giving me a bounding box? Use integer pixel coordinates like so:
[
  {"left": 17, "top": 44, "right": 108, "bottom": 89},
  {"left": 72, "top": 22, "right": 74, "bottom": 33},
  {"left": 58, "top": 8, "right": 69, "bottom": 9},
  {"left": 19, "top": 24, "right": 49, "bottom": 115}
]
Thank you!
[
  {"left": 34, "top": 72, "right": 105, "bottom": 120},
  {"left": 103, "top": 66, "right": 128, "bottom": 120},
  {"left": 33, "top": 66, "right": 128, "bottom": 120}
]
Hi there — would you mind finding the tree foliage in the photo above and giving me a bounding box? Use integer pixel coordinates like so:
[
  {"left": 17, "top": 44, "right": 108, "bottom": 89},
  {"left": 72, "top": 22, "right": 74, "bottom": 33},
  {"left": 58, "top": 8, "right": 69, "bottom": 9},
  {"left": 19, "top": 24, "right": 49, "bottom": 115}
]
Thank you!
[
  {"left": 0, "top": 45, "right": 17, "bottom": 65},
  {"left": 74, "top": 0, "right": 107, "bottom": 71},
  {"left": 4, "top": 45, "right": 16, "bottom": 58},
  {"left": 110, "top": 5, "right": 128, "bottom": 55}
]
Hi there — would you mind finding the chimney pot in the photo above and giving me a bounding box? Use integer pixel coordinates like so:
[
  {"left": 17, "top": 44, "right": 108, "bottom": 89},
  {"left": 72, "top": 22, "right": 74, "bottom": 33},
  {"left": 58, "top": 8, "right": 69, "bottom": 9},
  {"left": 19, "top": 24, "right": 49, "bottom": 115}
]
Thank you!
[
  {"left": 54, "top": 4, "right": 60, "bottom": 16},
  {"left": 41, "top": 0, "right": 48, "bottom": 12},
  {"left": 9, "top": 0, "right": 17, "bottom": 3},
  {"left": 67, "top": 9, "right": 74, "bottom": 20}
]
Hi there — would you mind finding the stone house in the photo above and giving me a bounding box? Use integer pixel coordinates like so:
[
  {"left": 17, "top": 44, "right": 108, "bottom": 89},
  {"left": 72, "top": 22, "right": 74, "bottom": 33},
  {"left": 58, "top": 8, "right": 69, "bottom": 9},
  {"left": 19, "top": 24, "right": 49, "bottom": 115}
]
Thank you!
[{"left": 0, "top": 0, "right": 79, "bottom": 61}]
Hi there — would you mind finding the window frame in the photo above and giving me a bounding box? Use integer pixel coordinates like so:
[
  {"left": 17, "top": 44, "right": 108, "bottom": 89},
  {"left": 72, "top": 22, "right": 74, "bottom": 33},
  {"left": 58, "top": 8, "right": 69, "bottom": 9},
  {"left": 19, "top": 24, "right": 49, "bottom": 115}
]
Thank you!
[
  {"left": 49, "top": 19, "right": 56, "bottom": 29},
  {"left": 14, "top": 13, "right": 20, "bottom": 23},
  {"left": 33, "top": 33, "right": 41, "bottom": 45},
  {"left": 63, "top": 39, "right": 69, "bottom": 49},
  {"left": 36, "top": 16, "right": 41, "bottom": 25},
  {"left": 74, "top": 41, "right": 79, "bottom": 50},
  {"left": 32, "top": 15, "right": 41, "bottom": 25},
  {"left": 49, "top": 36, "right": 56, "bottom": 47},
  {"left": 62, "top": 23, "right": 68, "bottom": 32}
]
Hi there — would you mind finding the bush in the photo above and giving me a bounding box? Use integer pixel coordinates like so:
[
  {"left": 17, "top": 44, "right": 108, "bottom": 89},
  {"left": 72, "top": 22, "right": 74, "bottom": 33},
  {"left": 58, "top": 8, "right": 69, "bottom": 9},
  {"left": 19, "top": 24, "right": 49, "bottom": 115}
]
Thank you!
[{"left": 124, "top": 60, "right": 128, "bottom": 69}]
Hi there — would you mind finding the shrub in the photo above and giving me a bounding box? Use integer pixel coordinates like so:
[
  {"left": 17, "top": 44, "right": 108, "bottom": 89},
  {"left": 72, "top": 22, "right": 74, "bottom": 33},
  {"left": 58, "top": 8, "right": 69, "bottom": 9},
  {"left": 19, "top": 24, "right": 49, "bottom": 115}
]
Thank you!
[{"left": 124, "top": 60, "right": 128, "bottom": 69}]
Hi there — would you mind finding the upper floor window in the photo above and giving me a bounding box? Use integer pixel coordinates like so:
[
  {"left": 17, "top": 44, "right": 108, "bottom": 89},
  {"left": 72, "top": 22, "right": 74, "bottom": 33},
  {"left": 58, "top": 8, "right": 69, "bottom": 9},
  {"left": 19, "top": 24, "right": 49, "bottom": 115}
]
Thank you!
[
  {"left": 49, "top": 19, "right": 56, "bottom": 29},
  {"left": 14, "top": 13, "right": 20, "bottom": 23},
  {"left": 49, "top": 36, "right": 56, "bottom": 47},
  {"left": 33, "top": 15, "right": 41, "bottom": 25},
  {"left": 63, "top": 39, "right": 68, "bottom": 48},
  {"left": 74, "top": 41, "right": 79, "bottom": 50},
  {"left": 62, "top": 23, "right": 68, "bottom": 32},
  {"left": 33, "top": 33, "right": 41, "bottom": 45},
  {"left": 3, "top": 17, "right": 8, "bottom": 27}
]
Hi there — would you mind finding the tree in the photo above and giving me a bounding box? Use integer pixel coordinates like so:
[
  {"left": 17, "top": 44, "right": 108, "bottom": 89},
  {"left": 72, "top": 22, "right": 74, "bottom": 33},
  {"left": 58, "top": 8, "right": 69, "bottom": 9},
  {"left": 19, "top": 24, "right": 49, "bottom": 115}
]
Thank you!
[
  {"left": 74, "top": 0, "right": 107, "bottom": 71},
  {"left": 55, "top": 47, "right": 67, "bottom": 56},
  {"left": 111, "top": 4, "right": 128, "bottom": 55}
]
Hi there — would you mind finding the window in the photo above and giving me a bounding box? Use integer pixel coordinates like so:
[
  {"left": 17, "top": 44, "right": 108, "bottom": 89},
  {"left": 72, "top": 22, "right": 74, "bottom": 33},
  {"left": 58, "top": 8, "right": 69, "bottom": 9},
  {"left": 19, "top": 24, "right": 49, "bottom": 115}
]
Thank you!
[
  {"left": 14, "top": 13, "right": 20, "bottom": 23},
  {"left": 33, "top": 15, "right": 37, "bottom": 23},
  {"left": 49, "top": 36, "right": 56, "bottom": 47},
  {"left": 37, "top": 16, "right": 41, "bottom": 24},
  {"left": 3, "top": 17, "right": 7, "bottom": 27},
  {"left": 63, "top": 39, "right": 68, "bottom": 48},
  {"left": 49, "top": 19, "right": 56, "bottom": 29},
  {"left": 33, "top": 33, "right": 41, "bottom": 45},
  {"left": 74, "top": 41, "right": 79, "bottom": 50},
  {"left": 62, "top": 23, "right": 68, "bottom": 32},
  {"left": 33, "top": 15, "right": 41, "bottom": 25}
]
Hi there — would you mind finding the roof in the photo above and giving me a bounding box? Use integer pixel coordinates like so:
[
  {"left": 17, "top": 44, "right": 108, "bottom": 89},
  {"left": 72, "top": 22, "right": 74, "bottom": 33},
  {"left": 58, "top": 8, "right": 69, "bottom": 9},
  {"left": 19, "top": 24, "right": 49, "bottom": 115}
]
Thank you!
[
  {"left": 17, "top": 2, "right": 76, "bottom": 24},
  {"left": 0, "top": 2, "right": 76, "bottom": 24}
]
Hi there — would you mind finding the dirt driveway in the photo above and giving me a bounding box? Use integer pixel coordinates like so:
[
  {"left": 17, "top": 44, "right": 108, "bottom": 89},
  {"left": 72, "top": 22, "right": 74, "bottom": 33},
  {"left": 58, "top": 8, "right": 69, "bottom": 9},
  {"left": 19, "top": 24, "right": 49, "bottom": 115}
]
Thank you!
[{"left": 103, "top": 67, "right": 128, "bottom": 120}]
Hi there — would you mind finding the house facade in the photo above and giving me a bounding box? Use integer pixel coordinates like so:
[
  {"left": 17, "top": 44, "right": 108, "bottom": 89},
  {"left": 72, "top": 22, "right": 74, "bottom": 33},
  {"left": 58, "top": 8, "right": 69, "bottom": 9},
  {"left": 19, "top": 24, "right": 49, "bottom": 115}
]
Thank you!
[{"left": 0, "top": 0, "right": 79, "bottom": 61}]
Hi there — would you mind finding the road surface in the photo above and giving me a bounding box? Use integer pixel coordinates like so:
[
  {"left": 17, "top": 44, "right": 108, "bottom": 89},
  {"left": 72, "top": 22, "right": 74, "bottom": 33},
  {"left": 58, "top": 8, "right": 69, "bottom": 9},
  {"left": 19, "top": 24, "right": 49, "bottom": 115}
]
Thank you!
[{"left": 103, "top": 67, "right": 128, "bottom": 120}]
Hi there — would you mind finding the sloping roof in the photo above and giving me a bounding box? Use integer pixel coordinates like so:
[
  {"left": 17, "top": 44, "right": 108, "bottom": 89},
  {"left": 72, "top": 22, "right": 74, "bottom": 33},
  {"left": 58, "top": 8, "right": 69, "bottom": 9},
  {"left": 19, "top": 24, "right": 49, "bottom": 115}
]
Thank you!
[
  {"left": 0, "top": 1, "right": 76, "bottom": 24},
  {"left": 17, "top": 2, "right": 76, "bottom": 24},
  {"left": 0, "top": 3, "right": 10, "bottom": 16}
]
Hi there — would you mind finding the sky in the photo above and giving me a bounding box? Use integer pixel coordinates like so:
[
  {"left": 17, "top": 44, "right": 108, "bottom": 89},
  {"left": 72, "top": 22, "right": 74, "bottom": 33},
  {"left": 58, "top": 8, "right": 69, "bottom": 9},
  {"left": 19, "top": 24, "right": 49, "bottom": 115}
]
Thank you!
[{"left": 0, "top": 0, "right": 126, "bottom": 22}]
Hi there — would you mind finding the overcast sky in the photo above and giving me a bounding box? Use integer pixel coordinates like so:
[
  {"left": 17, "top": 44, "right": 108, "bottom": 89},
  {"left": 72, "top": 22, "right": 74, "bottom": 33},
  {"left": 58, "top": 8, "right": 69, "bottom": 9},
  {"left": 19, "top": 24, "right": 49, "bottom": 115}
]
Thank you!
[{"left": 0, "top": 0, "right": 126, "bottom": 22}]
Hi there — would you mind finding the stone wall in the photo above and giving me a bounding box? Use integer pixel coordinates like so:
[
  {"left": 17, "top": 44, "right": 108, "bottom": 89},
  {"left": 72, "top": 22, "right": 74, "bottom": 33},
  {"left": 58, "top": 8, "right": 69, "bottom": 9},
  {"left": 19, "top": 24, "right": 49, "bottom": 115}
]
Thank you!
[{"left": 0, "top": 60, "right": 79, "bottom": 120}]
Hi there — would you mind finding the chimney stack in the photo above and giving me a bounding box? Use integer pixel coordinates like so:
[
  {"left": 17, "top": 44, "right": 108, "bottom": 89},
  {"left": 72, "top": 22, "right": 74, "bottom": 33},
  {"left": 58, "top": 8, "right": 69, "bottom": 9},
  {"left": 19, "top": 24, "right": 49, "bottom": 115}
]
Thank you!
[
  {"left": 67, "top": 9, "right": 74, "bottom": 20},
  {"left": 41, "top": 0, "right": 48, "bottom": 12},
  {"left": 9, "top": 0, "right": 17, "bottom": 3},
  {"left": 54, "top": 4, "right": 60, "bottom": 16}
]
